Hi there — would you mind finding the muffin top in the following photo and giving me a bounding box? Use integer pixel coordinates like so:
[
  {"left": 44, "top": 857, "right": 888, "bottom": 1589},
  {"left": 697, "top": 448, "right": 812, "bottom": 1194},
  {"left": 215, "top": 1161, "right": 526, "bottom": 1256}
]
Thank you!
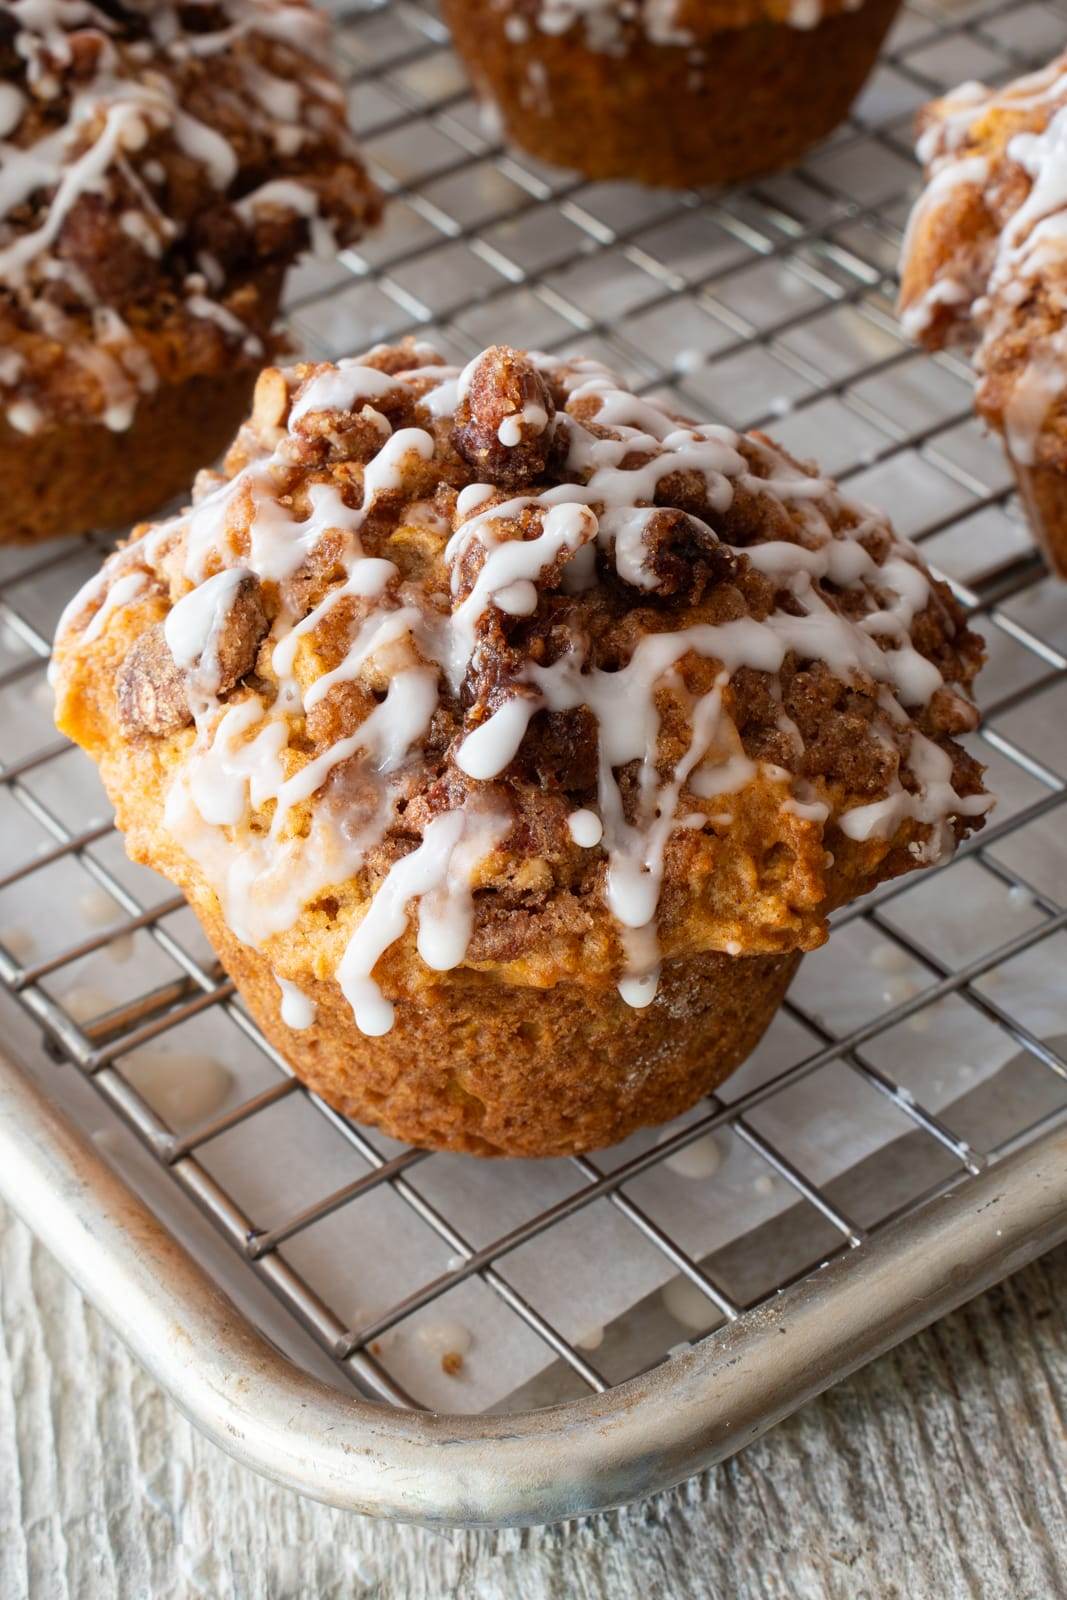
[
  {"left": 52, "top": 341, "right": 991, "bottom": 1036},
  {"left": 898, "top": 54, "right": 1067, "bottom": 470},
  {"left": 499, "top": 0, "right": 872, "bottom": 51},
  {"left": 0, "top": 0, "right": 380, "bottom": 436}
]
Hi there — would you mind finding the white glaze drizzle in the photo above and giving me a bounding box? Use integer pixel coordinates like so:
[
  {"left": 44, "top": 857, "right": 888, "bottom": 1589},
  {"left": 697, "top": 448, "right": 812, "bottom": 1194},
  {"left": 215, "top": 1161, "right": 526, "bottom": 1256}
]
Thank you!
[
  {"left": 56, "top": 347, "right": 990, "bottom": 1033},
  {"left": 276, "top": 974, "right": 316, "bottom": 1029},
  {"left": 337, "top": 809, "right": 509, "bottom": 1036},
  {"left": 164, "top": 565, "right": 252, "bottom": 710},
  {"left": 567, "top": 808, "right": 603, "bottom": 846},
  {"left": 7, "top": 397, "right": 43, "bottom": 433},
  {"left": 81, "top": 569, "right": 148, "bottom": 641}
]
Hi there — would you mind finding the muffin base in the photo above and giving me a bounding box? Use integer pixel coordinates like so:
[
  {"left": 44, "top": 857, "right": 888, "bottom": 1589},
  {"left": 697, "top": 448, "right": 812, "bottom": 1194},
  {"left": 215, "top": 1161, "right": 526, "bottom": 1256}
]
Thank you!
[
  {"left": 1008, "top": 452, "right": 1067, "bottom": 579},
  {"left": 198, "top": 902, "right": 801, "bottom": 1156},
  {"left": 441, "top": 0, "right": 901, "bottom": 188},
  {"left": 1, "top": 367, "right": 263, "bottom": 545}
]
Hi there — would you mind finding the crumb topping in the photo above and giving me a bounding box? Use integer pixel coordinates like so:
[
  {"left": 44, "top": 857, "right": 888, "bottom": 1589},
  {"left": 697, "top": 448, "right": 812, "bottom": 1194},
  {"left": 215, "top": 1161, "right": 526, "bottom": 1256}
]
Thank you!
[
  {"left": 52, "top": 340, "right": 991, "bottom": 1036},
  {"left": 0, "top": 0, "right": 380, "bottom": 434}
]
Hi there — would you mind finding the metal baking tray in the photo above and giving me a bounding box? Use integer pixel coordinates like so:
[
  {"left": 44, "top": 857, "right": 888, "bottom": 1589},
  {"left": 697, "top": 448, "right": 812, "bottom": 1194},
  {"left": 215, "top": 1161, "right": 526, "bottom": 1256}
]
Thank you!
[{"left": 2, "top": 0, "right": 1067, "bottom": 1528}]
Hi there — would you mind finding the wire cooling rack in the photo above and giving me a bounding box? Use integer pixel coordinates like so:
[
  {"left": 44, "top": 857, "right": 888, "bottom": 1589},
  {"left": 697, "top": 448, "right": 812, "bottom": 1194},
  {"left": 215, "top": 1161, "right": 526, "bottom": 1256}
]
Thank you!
[{"left": 1, "top": 0, "right": 1067, "bottom": 1525}]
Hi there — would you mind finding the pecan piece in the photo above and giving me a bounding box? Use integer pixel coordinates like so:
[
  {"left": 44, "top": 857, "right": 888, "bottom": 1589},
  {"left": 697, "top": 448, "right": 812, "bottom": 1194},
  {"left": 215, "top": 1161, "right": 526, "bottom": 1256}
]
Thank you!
[
  {"left": 207, "top": 570, "right": 268, "bottom": 695},
  {"left": 250, "top": 366, "right": 291, "bottom": 439},
  {"left": 115, "top": 571, "right": 267, "bottom": 737},
  {"left": 452, "top": 346, "right": 556, "bottom": 487},
  {"left": 116, "top": 624, "right": 191, "bottom": 739},
  {"left": 166, "top": 568, "right": 268, "bottom": 696},
  {"left": 925, "top": 684, "right": 980, "bottom": 737},
  {"left": 602, "top": 506, "right": 737, "bottom": 602}
]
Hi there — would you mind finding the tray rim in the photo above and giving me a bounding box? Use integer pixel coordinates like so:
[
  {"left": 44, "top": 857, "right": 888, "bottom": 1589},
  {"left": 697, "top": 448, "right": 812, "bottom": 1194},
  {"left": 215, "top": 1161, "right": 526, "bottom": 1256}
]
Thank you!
[{"left": 3, "top": 1046, "right": 1065, "bottom": 1527}]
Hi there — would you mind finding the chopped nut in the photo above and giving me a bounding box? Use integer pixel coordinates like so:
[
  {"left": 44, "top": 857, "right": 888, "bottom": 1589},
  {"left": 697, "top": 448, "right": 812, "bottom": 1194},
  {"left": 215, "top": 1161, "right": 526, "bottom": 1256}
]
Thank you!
[
  {"left": 116, "top": 623, "right": 191, "bottom": 738},
  {"left": 926, "top": 684, "right": 980, "bottom": 736},
  {"left": 452, "top": 345, "right": 556, "bottom": 487},
  {"left": 67, "top": 30, "right": 106, "bottom": 80},
  {"left": 114, "top": 571, "right": 266, "bottom": 736},
  {"left": 251, "top": 366, "right": 290, "bottom": 435},
  {"left": 607, "top": 507, "right": 737, "bottom": 602},
  {"left": 208, "top": 571, "right": 269, "bottom": 696}
]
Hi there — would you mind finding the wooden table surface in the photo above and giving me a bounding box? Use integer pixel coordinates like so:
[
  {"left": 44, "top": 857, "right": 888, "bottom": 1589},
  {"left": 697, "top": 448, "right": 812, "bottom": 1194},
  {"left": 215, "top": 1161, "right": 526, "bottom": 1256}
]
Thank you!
[{"left": 2, "top": 1199, "right": 1065, "bottom": 1600}]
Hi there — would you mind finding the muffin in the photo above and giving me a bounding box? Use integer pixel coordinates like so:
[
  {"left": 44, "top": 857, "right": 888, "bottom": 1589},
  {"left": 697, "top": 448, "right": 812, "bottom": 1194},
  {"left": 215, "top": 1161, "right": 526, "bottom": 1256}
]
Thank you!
[
  {"left": 898, "top": 56, "right": 1067, "bottom": 577},
  {"left": 439, "top": 0, "right": 902, "bottom": 188},
  {"left": 0, "top": 0, "right": 381, "bottom": 545},
  {"left": 51, "top": 340, "right": 991, "bottom": 1157}
]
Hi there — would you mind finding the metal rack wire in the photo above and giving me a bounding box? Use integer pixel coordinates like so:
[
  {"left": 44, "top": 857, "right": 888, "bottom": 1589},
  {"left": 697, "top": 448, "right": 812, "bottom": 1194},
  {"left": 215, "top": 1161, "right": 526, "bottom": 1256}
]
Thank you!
[{"left": 1, "top": 0, "right": 1067, "bottom": 1513}]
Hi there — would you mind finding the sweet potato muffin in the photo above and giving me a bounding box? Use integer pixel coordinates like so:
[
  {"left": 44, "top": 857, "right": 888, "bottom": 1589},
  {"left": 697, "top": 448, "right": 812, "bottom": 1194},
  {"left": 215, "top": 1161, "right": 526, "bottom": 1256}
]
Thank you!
[
  {"left": 51, "top": 341, "right": 991, "bottom": 1156},
  {"left": 898, "top": 55, "right": 1067, "bottom": 577},
  {"left": 0, "top": 0, "right": 381, "bottom": 544},
  {"left": 440, "top": 0, "right": 902, "bottom": 188}
]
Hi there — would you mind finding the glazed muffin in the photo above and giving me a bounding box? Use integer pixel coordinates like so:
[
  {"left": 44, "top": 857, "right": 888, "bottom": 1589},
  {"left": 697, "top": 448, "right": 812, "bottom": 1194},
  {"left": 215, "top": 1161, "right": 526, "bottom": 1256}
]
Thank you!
[
  {"left": 51, "top": 341, "right": 991, "bottom": 1157},
  {"left": 898, "top": 56, "right": 1067, "bottom": 577},
  {"left": 439, "top": 0, "right": 902, "bottom": 188},
  {"left": 0, "top": 0, "right": 381, "bottom": 544}
]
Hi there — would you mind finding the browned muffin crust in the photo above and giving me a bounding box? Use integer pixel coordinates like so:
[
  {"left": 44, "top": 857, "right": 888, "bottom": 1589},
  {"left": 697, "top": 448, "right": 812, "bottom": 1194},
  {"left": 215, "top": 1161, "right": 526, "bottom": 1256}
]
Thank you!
[
  {"left": 440, "top": 0, "right": 901, "bottom": 188},
  {"left": 51, "top": 340, "right": 991, "bottom": 1155},
  {"left": 1, "top": 291, "right": 284, "bottom": 543},
  {"left": 210, "top": 907, "right": 802, "bottom": 1157}
]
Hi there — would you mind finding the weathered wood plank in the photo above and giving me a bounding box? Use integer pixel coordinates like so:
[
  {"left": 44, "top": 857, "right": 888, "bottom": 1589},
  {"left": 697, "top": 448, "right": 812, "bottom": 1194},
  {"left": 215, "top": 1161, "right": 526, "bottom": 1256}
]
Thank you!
[{"left": 1, "top": 1200, "right": 1064, "bottom": 1600}]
